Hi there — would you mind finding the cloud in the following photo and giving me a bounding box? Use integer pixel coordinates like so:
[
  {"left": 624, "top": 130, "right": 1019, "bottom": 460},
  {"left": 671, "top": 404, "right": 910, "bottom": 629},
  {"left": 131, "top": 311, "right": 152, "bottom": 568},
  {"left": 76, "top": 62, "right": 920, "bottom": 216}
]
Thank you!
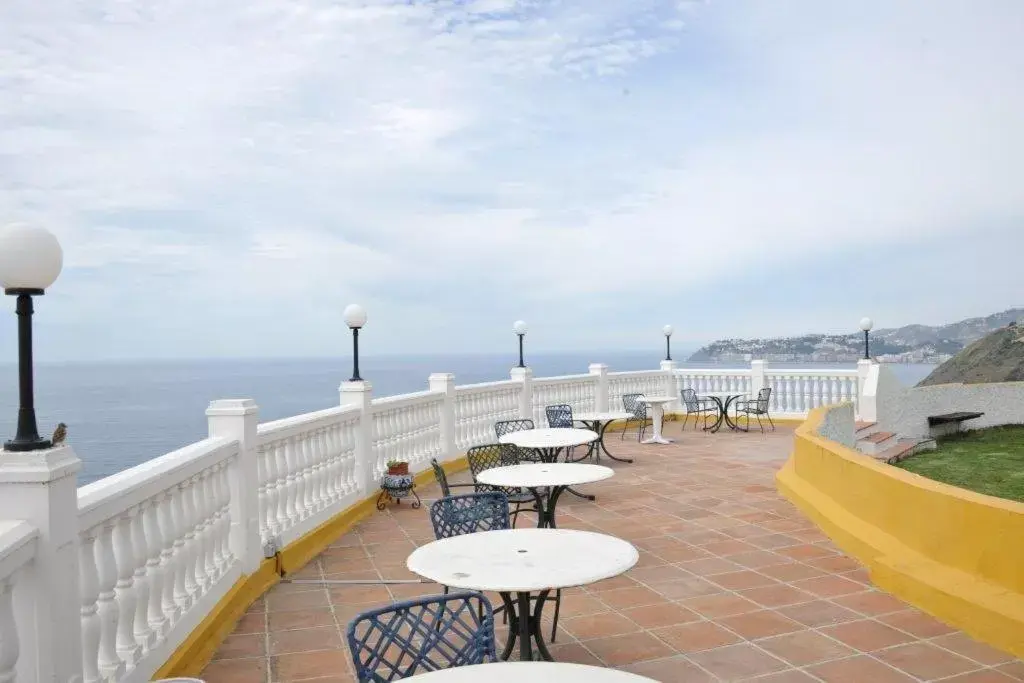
[{"left": 1, "top": 0, "right": 1022, "bottom": 361}]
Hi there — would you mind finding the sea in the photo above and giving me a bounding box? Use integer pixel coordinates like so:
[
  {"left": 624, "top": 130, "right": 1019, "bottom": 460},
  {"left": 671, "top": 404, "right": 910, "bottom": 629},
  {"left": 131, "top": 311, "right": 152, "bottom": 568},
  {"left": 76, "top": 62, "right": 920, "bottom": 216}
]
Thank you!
[{"left": 0, "top": 354, "right": 935, "bottom": 486}]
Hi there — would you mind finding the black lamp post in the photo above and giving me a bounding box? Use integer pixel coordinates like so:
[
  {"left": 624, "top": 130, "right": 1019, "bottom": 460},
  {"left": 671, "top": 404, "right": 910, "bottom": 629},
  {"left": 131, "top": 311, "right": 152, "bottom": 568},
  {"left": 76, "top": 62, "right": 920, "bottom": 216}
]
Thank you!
[
  {"left": 860, "top": 317, "right": 873, "bottom": 360},
  {"left": 663, "top": 325, "right": 674, "bottom": 361},
  {"left": 344, "top": 304, "right": 367, "bottom": 381},
  {"left": 513, "top": 320, "right": 527, "bottom": 368},
  {"left": 0, "top": 224, "right": 63, "bottom": 452}
]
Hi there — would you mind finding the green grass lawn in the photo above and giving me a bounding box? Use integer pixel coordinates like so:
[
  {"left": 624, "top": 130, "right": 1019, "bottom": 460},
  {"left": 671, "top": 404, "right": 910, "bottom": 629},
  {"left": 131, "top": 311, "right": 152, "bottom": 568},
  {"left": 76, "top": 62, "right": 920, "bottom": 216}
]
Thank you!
[{"left": 896, "top": 425, "right": 1024, "bottom": 503}]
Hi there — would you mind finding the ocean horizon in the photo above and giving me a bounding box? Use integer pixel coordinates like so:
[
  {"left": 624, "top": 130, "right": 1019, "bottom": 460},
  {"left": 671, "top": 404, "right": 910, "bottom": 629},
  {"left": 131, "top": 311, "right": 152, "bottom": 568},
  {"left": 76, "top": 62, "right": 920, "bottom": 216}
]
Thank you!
[{"left": 0, "top": 354, "right": 935, "bottom": 485}]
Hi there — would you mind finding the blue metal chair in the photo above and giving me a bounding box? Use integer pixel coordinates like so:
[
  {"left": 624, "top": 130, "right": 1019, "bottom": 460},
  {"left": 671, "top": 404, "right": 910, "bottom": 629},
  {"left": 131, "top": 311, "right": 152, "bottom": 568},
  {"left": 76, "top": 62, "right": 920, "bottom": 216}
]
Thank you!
[
  {"left": 545, "top": 404, "right": 574, "bottom": 428},
  {"left": 465, "top": 444, "right": 542, "bottom": 526},
  {"left": 430, "top": 458, "right": 476, "bottom": 498},
  {"left": 346, "top": 592, "right": 497, "bottom": 681},
  {"left": 429, "top": 491, "right": 511, "bottom": 538},
  {"left": 494, "top": 418, "right": 535, "bottom": 439}
]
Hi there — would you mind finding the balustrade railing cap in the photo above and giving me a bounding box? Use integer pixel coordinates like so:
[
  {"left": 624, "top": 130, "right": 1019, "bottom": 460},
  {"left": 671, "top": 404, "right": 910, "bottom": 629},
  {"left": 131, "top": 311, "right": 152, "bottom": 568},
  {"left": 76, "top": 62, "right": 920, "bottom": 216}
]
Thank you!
[
  {"left": 206, "top": 398, "right": 258, "bottom": 416},
  {"left": 0, "top": 443, "right": 81, "bottom": 483},
  {"left": 340, "top": 380, "right": 373, "bottom": 392}
]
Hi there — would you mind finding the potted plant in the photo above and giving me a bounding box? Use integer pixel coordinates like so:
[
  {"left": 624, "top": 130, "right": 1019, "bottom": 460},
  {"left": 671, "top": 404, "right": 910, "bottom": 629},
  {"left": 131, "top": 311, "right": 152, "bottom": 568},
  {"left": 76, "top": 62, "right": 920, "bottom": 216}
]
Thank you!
[{"left": 387, "top": 459, "right": 409, "bottom": 476}]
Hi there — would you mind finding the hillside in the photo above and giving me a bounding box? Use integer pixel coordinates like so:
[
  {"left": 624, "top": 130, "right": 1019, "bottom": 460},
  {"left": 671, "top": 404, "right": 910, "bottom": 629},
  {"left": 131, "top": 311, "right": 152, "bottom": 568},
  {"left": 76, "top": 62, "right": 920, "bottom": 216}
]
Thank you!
[
  {"left": 917, "top": 324, "right": 1024, "bottom": 386},
  {"left": 689, "top": 308, "right": 1024, "bottom": 364}
]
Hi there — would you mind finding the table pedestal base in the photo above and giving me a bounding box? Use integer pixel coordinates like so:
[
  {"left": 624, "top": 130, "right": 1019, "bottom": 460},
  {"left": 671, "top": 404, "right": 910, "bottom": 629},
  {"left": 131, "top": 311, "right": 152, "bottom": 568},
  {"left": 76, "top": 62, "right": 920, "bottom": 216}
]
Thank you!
[
  {"left": 705, "top": 396, "right": 745, "bottom": 433},
  {"left": 499, "top": 590, "right": 554, "bottom": 662},
  {"left": 641, "top": 404, "right": 674, "bottom": 445}
]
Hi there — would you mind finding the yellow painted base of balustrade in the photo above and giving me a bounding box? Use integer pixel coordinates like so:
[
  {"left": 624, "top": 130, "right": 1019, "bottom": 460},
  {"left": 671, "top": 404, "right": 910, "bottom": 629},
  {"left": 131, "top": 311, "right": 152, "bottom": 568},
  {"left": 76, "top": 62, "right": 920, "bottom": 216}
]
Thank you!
[{"left": 155, "top": 455, "right": 470, "bottom": 679}]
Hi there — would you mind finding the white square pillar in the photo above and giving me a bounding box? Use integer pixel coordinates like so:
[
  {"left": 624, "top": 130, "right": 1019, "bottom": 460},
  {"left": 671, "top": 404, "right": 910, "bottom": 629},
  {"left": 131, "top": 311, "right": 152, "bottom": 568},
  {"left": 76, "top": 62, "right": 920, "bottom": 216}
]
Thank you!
[
  {"left": 589, "top": 363, "right": 609, "bottom": 412},
  {"left": 510, "top": 367, "right": 533, "bottom": 421},
  {"left": 660, "top": 360, "right": 679, "bottom": 412},
  {"left": 206, "top": 399, "right": 262, "bottom": 573},
  {"left": 340, "top": 380, "right": 376, "bottom": 495},
  {"left": 428, "top": 373, "right": 456, "bottom": 461},
  {"left": 0, "top": 445, "right": 84, "bottom": 683}
]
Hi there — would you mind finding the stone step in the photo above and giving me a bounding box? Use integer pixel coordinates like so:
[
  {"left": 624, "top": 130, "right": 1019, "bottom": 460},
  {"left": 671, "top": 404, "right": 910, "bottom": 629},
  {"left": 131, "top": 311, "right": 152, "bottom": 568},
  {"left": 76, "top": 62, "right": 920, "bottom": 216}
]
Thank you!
[
  {"left": 856, "top": 430, "right": 897, "bottom": 455},
  {"left": 875, "top": 438, "right": 937, "bottom": 465},
  {"left": 855, "top": 420, "right": 877, "bottom": 433}
]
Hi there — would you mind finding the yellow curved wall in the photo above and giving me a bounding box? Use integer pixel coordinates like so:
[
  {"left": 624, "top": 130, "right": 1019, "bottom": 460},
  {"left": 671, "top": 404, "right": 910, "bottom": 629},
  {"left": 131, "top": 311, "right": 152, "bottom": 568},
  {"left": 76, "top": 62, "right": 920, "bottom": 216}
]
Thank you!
[{"left": 777, "top": 408, "right": 1024, "bottom": 658}]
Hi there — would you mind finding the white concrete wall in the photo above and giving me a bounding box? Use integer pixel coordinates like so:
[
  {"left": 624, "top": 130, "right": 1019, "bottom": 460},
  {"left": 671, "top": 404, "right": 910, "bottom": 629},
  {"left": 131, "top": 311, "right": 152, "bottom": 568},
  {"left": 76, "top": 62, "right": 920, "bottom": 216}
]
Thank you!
[
  {"left": 886, "top": 381, "right": 1024, "bottom": 439},
  {"left": 815, "top": 402, "right": 856, "bottom": 449}
]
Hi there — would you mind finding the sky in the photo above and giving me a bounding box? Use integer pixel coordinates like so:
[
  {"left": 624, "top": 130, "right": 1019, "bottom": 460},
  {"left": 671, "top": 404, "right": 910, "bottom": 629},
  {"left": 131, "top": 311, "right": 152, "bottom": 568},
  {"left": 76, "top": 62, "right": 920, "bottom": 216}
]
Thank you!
[{"left": 1, "top": 0, "right": 1022, "bottom": 362}]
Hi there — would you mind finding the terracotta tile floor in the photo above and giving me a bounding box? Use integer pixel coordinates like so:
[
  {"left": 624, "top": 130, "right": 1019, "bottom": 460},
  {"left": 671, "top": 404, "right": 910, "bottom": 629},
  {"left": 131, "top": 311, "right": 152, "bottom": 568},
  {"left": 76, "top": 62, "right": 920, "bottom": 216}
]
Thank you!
[{"left": 203, "top": 422, "right": 1024, "bottom": 682}]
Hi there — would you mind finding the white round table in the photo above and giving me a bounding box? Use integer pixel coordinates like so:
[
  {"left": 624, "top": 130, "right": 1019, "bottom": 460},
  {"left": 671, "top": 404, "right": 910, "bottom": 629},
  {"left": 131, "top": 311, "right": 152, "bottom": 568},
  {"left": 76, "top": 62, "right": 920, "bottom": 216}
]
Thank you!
[
  {"left": 476, "top": 463, "right": 613, "bottom": 528},
  {"left": 408, "top": 528, "right": 638, "bottom": 663},
  {"left": 639, "top": 395, "right": 676, "bottom": 445},
  {"left": 700, "top": 391, "right": 749, "bottom": 433},
  {"left": 402, "top": 662, "right": 659, "bottom": 682},
  {"left": 572, "top": 411, "right": 635, "bottom": 463},
  {"left": 499, "top": 428, "right": 600, "bottom": 501}
]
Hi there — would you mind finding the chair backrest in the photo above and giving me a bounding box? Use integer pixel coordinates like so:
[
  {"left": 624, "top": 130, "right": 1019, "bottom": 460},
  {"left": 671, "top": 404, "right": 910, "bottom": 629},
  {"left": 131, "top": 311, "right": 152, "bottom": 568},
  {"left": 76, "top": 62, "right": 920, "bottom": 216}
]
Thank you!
[
  {"left": 430, "top": 458, "right": 451, "bottom": 497},
  {"left": 681, "top": 388, "right": 701, "bottom": 411},
  {"left": 465, "top": 443, "right": 526, "bottom": 495},
  {"left": 545, "top": 404, "right": 573, "bottom": 428},
  {"left": 347, "top": 591, "right": 497, "bottom": 681},
  {"left": 430, "top": 492, "right": 510, "bottom": 539},
  {"left": 494, "top": 418, "right": 534, "bottom": 439},
  {"left": 623, "top": 393, "right": 647, "bottom": 418},
  {"left": 757, "top": 387, "right": 772, "bottom": 411}
]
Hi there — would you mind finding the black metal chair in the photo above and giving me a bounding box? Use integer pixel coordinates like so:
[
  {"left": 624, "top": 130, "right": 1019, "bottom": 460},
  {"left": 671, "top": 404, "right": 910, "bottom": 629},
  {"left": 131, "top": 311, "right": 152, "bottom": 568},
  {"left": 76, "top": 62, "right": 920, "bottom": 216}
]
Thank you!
[
  {"left": 465, "top": 444, "right": 542, "bottom": 526},
  {"left": 681, "top": 388, "right": 717, "bottom": 431},
  {"left": 735, "top": 387, "right": 775, "bottom": 432},
  {"left": 620, "top": 393, "right": 649, "bottom": 441},
  {"left": 545, "top": 404, "right": 584, "bottom": 460},
  {"left": 493, "top": 419, "right": 541, "bottom": 462},
  {"left": 494, "top": 418, "right": 535, "bottom": 439},
  {"left": 430, "top": 458, "right": 476, "bottom": 497},
  {"left": 347, "top": 591, "right": 496, "bottom": 681}
]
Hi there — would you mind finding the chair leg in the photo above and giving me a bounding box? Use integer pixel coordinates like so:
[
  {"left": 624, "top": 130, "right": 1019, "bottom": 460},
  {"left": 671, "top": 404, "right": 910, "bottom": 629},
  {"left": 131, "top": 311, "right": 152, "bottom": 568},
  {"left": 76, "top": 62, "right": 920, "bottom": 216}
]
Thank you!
[
  {"left": 767, "top": 413, "right": 775, "bottom": 431},
  {"left": 756, "top": 413, "right": 764, "bottom": 433}
]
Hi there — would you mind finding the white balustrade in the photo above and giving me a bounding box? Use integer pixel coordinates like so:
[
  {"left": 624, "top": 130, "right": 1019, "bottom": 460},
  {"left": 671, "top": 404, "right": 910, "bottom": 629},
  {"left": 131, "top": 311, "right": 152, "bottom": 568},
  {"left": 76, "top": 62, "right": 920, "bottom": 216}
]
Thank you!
[
  {"left": 453, "top": 381, "right": 522, "bottom": 449},
  {"left": 77, "top": 437, "right": 241, "bottom": 683},
  {"left": 257, "top": 406, "right": 361, "bottom": 547},
  {"left": 371, "top": 391, "right": 444, "bottom": 477},
  {"left": 608, "top": 371, "right": 667, "bottom": 412},
  {"left": 531, "top": 374, "right": 598, "bottom": 425},
  {"left": 764, "top": 369, "right": 858, "bottom": 416},
  {"left": 0, "top": 359, "right": 879, "bottom": 683},
  {"left": 0, "top": 521, "right": 37, "bottom": 683}
]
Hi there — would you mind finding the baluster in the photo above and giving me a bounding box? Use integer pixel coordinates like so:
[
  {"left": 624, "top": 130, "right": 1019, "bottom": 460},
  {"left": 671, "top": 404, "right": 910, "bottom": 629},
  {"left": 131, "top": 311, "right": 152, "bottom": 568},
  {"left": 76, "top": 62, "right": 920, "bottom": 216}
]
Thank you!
[
  {"left": 188, "top": 475, "right": 208, "bottom": 594},
  {"left": 832, "top": 376, "right": 841, "bottom": 405},
  {"left": 0, "top": 576, "right": 19, "bottom": 683},
  {"left": 113, "top": 511, "right": 140, "bottom": 666},
  {"left": 170, "top": 485, "right": 193, "bottom": 610},
  {"left": 219, "top": 460, "right": 235, "bottom": 568},
  {"left": 79, "top": 532, "right": 102, "bottom": 683},
  {"left": 177, "top": 479, "right": 199, "bottom": 598},
  {"left": 142, "top": 499, "right": 167, "bottom": 639},
  {"left": 312, "top": 428, "right": 326, "bottom": 511},
  {"left": 130, "top": 503, "right": 155, "bottom": 652},
  {"left": 324, "top": 426, "right": 339, "bottom": 505},
  {"left": 801, "top": 377, "right": 811, "bottom": 413},
  {"left": 94, "top": 522, "right": 125, "bottom": 679},
  {"left": 256, "top": 445, "right": 269, "bottom": 542},
  {"left": 201, "top": 469, "right": 218, "bottom": 584},
  {"left": 287, "top": 436, "right": 304, "bottom": 523},
  {"left": 265, "top": 441, "right": 281, "bottom": 537},
  {"left": 302, "top": 432, "right": 317, "bottom": 516},
  {"left": 274, "top": 438, "right": 291, "bottom": 534},
  {"left": 157, "top": 489, "right": 183, "bottom": 622}
]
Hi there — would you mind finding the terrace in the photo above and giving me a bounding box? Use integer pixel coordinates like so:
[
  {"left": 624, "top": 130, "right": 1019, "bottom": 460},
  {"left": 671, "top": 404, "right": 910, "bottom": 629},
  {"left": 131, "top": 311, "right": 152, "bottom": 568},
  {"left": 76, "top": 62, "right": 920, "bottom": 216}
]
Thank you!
[
  {"left": 203, "top": 423, "right": 1024, "bottom": 683},
  {"left": 1, "top": 357, "right": 1022, "bottom": 682}
]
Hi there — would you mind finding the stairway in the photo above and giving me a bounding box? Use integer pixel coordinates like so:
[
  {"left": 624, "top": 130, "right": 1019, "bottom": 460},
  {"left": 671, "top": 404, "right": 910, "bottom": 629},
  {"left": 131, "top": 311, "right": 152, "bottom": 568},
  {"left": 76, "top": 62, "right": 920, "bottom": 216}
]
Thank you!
[{"left": 855, "top": 421, "right": 935, "bottom": 464}]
